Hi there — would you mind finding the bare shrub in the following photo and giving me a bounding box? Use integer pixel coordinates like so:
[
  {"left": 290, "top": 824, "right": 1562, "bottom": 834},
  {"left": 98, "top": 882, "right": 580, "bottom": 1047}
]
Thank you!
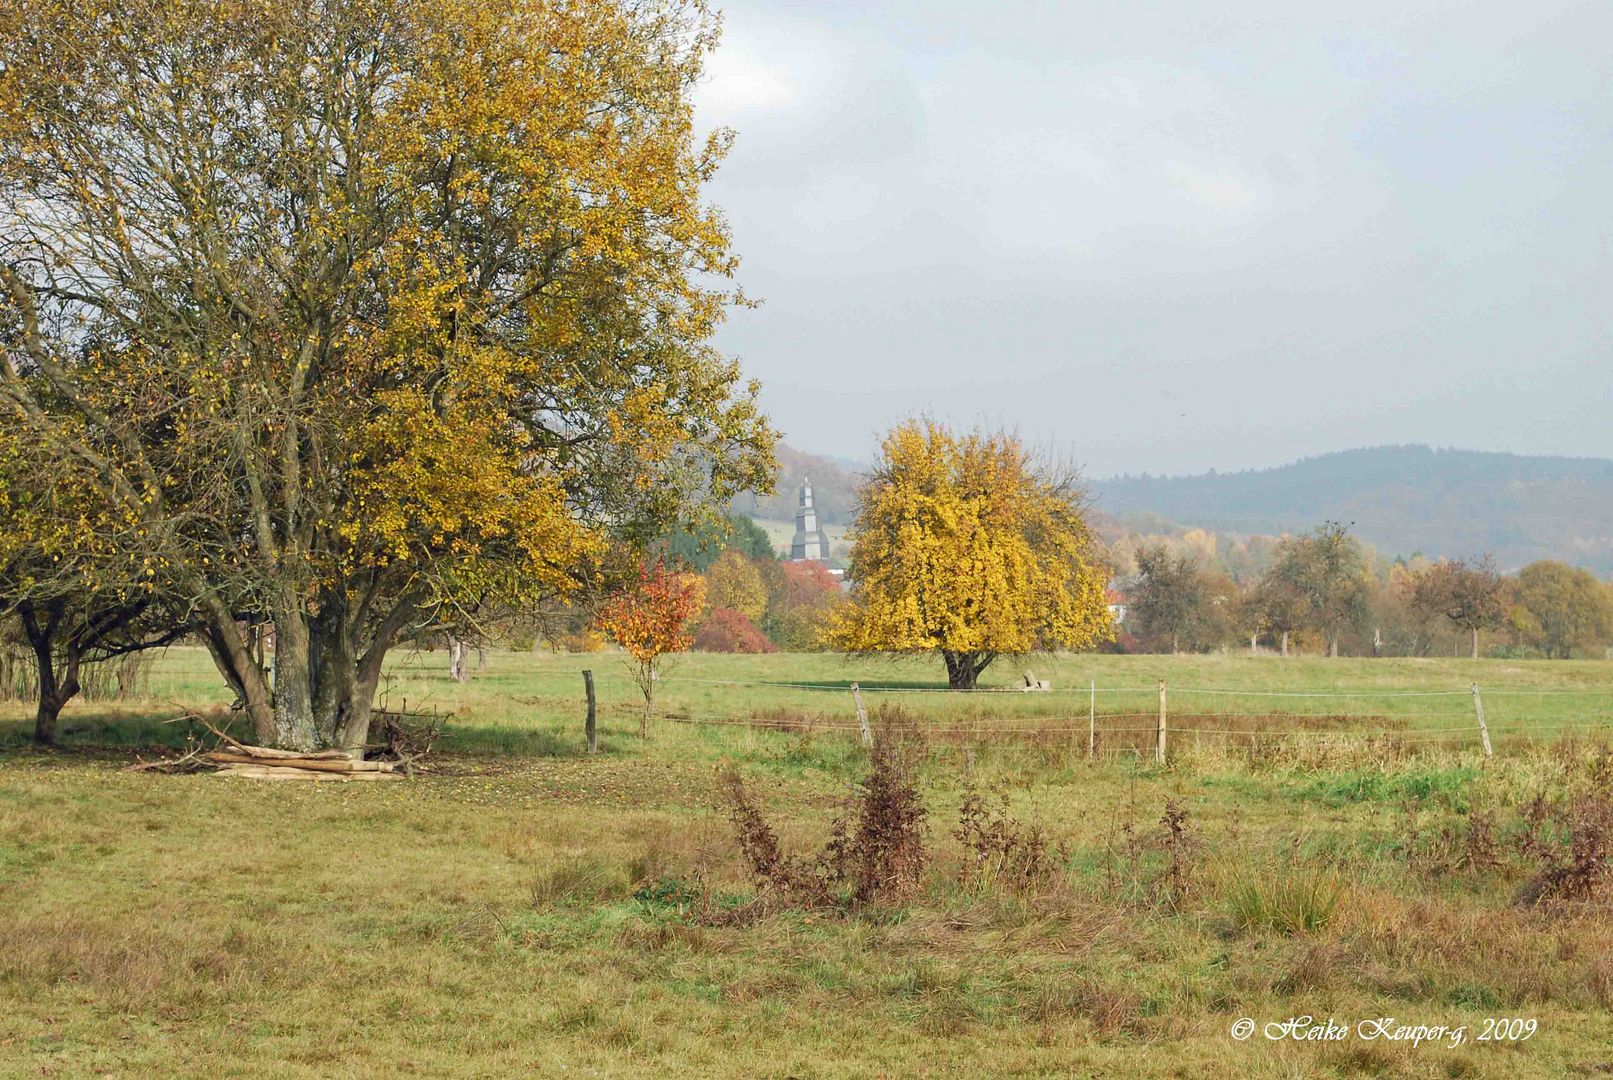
[
  {"left": 1408, "top": 803, "right": 1503, "bottom": 876},
  {"left": 1516, "top": 794, "right": 1613, "bottom": 907},
  {"left": 833, "top": 719, "right": 928, "bottom": 904},
  {"left": 1100, "top": 790, "right": 1144, "bottom": 903},
  {"left": 1515, "top": 751, "right": 1613, "bottom": 908},
  {"left": 955, "top": 788, "right": 1064, "bottom": 894},
  {"left": 1100, "top": 792, "right": 1198, "bottom": 907},
  {"left": 1155, "top": 798, "right": 1197, "bottom": 906},
  {"left": 718, "top": 714, "right": 928, "bottom": 910},
  {"left": 716, "top": 767, "right": 830, "bottom": 906}
]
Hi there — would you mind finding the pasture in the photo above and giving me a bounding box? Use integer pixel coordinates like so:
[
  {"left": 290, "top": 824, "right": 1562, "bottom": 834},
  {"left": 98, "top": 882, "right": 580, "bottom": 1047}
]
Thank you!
[{"left": 2, "top": 649, "right": 1612, "bottom": 1077}]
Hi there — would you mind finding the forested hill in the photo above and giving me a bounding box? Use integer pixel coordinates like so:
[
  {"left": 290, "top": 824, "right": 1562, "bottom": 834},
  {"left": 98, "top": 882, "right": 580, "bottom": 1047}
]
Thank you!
[{"left": 1092, "top": 446, "right": 1613, "bottom": 574}]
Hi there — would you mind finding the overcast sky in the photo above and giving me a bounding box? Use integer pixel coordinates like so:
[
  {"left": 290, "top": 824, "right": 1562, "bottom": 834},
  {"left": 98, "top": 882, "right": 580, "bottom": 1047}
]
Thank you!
[{"left": 692, "top": 0, "right": 1611, "bottom": 478}]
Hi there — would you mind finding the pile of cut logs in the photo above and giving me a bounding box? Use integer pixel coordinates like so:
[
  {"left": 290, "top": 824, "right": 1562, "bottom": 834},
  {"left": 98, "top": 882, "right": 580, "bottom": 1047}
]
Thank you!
[{"left": 204, "top": 744, "right": 401, "bottom": 781}]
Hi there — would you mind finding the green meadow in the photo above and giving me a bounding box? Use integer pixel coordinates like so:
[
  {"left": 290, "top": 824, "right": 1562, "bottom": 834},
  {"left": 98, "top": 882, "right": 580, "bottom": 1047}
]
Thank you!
[{"left": 2, "top": 648, "right": 1612, "bottom": 1077}]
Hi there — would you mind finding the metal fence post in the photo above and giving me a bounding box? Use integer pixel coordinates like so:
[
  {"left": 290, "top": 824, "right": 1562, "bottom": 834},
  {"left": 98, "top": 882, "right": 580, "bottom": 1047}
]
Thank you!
[{"left": 1088, "top": 679, "right": 1096, "bottom": 758}]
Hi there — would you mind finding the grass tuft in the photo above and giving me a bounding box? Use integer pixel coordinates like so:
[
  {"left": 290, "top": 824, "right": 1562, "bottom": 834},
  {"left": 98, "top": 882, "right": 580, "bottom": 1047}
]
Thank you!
[{"left": 1224, "top": 867, "right": 1344, "bottom": 934}]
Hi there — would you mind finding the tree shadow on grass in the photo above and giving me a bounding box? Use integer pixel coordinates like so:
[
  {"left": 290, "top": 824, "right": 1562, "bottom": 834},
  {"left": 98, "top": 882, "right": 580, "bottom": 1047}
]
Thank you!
[{"left": 0, "top": 711, "right": 590, "bottom": 760}]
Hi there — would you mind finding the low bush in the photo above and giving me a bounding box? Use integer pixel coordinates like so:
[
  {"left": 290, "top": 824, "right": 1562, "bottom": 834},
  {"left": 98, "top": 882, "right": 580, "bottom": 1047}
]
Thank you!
[
  {"left": 693, "top": 608, "right": 777, "bottom": 654},
  {"left": 720, "top": 716, "right": 928, "bottom": 909},
  {"left": 954, "top": 788, "right": 1063, "bottom": 895},
  {"left": 1514, "top": 750, "right": 1613, "bottom": 907}
]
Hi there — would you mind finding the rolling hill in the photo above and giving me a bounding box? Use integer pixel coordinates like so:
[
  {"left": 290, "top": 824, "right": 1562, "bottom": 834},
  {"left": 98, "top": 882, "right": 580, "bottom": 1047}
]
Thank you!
[
  {"left": 735, "top": 444, "right": 1613, "bottom": 575},
  {"left": 1091, "top": 445, "right": 1613, "bottom": 574}
]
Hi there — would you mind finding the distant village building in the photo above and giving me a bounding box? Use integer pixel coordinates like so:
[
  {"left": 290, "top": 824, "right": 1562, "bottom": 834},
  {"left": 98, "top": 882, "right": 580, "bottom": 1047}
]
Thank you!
[{"left": 789, "top": 478, "right": 832, "bottom": 563}]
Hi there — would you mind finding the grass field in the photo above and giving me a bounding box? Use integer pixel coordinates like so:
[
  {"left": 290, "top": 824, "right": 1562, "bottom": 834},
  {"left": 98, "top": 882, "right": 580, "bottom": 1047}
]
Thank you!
[{"left": 2, "top": 648, "right": 1612, "bottom": 1077}]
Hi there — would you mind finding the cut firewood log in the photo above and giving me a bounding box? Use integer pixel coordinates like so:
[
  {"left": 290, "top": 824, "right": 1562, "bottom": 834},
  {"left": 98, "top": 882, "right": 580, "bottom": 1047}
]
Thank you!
[
  {"left": 213, "top": 764, "right": 346, "bottom": 781},
  {"left": 202, "top": 752, "right": 395, "bottom": 774},
  {"left": 211, "top": 763, "right": 399, "bottom": 781},
  {"left": 218, "top": 745, "right": 355, "bottom": 761}
]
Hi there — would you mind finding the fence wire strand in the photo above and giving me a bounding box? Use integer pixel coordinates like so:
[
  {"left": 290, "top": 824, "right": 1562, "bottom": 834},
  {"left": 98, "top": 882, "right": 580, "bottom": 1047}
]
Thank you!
[{"left": 623, "top": 676, "right": 1613, "bottom": 752}]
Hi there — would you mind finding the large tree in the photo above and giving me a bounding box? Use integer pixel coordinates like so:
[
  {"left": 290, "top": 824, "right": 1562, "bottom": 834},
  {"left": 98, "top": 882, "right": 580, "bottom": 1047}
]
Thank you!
[
  {"left": 829, "top": 421, "right": 1111, "bottom": 689},
  {"left": 1408, "top": 556, "right": 1506, "bottom": 659},
  {"left": 0, "top": 0, "right": 774, "bottom": 749},
  {"left": 1508, "top": 561, "right": 1613, "bottom": 659},
  {"left": 1126, "top": 543, "right": 1225, "bottom": 653},
  {"left": 1262, "top": 522, "right": 1369, "bottom": 657}
]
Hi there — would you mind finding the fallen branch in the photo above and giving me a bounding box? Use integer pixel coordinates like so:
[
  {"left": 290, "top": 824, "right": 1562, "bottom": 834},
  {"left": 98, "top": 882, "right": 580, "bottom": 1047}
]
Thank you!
[
  {"left": 212, "top": 763, "right": 398, "bottom": 782},
  {"left": 202, "top": 752, "right": 395, "bottom": 774},
  {"left": 122, "top": 741, "right": 209, "bottom": 774},
  {"left": 133, "top": 707, "right": 433, "bottom": 779}
]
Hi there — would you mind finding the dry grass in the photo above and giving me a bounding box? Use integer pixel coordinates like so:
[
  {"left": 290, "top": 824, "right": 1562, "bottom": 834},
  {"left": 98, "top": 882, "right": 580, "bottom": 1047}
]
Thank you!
[{"left": 1, "top": 649, "right": 1612, "bottom": 1076}]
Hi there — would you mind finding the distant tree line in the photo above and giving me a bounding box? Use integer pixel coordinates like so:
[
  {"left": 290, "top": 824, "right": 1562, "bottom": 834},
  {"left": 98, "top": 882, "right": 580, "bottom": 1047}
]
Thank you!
[{"left": 1120, "top": 523, "right": 1613, "bottom": 659}]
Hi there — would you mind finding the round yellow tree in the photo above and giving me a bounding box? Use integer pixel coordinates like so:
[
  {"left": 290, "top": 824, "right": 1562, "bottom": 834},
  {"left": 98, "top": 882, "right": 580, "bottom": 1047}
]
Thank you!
[
  {"left": 703, "top": 549, "right": 770, "bottom": 624},
  {"left": 829, "top": 422, "right": 1112, "bottom": 688}
]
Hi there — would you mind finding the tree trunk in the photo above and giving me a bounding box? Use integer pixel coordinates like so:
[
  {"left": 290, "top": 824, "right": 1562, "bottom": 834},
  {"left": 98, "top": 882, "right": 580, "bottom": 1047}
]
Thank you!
[
  {"left": 29, "top": 645, "right": 78, "bottom": 747},
  {"left": 639, "top": 667, "right": 655, "bottom": 739},
  {"left": 19, "top": 603, "right": 82, "bottom": 747},
  {"left": 1249, "top": 633, "right": 1257, "bottom": 655},
  {"left": 1471, "top": 626, "right": 1479, "bottom": 660},
  {"left": 1280, "top": 630, "right": 1290, "bottom": 656},
  {"left": 942, "top": 650, "right": 994, "bottom": 690},
  {"left": 195, "top": 580, "right": 418, "bottom": 751},
  {"left": 1329, "top": 634, "right": 1339, "bottom": 658},
  {"left": 268, "top": 610, "right": 320, "bottom": 751},
  {"left": 448, "top": 637, "right": 468, "bottom": 682}
]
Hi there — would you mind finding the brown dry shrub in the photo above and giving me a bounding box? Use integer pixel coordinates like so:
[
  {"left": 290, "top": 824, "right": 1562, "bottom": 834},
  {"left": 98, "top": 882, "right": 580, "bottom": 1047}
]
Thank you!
[
  {"left": 954, "top": 788, "right": 1063, "bottom": 894},
  {"left": 718, "top": 713, "right": 929, "bottom": 909},
  {"left": 1516, "top": 793, "right": 1613, "bottom": 907},
  {"left": 1410, "top": 803, "right": 1503, "bottom": 876},
  {"left": 716, "top": 767, "right": 831, "bottom": 907},
  {"left": 833, "top": 717, "right": 928, "bottom": 903},
  {"left": 1154, "top": 798, "right": 1197, "bottom": 906},
  {"left": 1515, "top": 751, "right": 1613, "bottom": 908},
  {"left": 1100, "top": 792, "right": 1199, "bottom": 908}
]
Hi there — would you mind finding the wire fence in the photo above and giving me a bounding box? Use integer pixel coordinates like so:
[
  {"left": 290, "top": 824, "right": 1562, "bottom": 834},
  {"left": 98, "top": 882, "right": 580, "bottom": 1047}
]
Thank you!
[{"left": 587, "top": 674, "right": 1613, "bottom": 762}]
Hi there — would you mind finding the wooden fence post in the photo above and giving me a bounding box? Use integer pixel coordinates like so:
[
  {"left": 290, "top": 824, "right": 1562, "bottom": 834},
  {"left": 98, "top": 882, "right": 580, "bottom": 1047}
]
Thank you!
[
  {"left": 852, "top": 683, "right": 872, "bottom": 747},
  {"left": 1088, "top": 678, "right": 1096, "bottom": 758},
  {"left": 583, "top": 670, "right": 597, "bottom": 754},
  {"left": 1156, "top": 679, "right": 1167, "bottom": 767},
  {"left": 1472, "top": 682, "right": 1492, "bottom": 758}
]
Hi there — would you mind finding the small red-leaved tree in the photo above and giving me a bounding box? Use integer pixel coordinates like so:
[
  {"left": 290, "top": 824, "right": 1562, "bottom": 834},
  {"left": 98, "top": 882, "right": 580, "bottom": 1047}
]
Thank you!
[
  {"left": 694, "top": 608, "right": 777, "bottom": 654},
  {"left": 596, "top": 562, "right": 705, "bottom": 737}
]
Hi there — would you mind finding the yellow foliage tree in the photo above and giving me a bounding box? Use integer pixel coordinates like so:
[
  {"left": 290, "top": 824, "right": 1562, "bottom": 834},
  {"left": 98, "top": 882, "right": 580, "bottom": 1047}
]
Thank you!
[
  {"left": 0, "top": 0, "right": 775, "bottom": 749},
  {"left": 828, "top": 421, "right": 1112, "bottom": 688},
  {"left": 703, "top": 550, "right": 769, "bottom": 623}
]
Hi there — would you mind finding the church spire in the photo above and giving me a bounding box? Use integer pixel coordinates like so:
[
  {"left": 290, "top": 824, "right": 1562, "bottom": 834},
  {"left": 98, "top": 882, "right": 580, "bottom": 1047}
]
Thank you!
[{"left": 789, "top": 477, "right": 828, "bottom": 562}]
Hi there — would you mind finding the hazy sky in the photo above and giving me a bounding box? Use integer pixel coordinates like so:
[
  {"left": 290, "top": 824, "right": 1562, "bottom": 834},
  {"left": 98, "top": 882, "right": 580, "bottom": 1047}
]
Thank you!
[{"left": 693, "top": 1, "right": 1611, "bottom": 478}]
